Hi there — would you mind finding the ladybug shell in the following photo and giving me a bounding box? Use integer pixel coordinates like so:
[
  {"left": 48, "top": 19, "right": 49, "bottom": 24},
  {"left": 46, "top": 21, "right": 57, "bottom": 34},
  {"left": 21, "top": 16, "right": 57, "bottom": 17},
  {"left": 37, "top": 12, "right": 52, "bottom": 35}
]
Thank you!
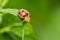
[{"left": 18, "top": 9, "right": 30, "bottom": 22}]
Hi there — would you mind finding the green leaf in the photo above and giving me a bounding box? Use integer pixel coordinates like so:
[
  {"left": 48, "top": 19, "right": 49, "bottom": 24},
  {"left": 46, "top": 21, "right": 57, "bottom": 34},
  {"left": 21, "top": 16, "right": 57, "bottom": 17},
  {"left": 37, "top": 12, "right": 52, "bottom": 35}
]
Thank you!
[
  {"left": 0, "top": 32, "right": 14, "bottom": 40},
  {"left": 0, "top": 0, "right": 8, "bottom": 8},
  {"left": 0, "top": 8, "right": 18, "bottom": 16},
  {"left": 0, "top": 13, "right": 21, "bottom": 33},
  {"left": 0, "top": 13, "right": 22, "bottom": 40},
  {"left": 0, "top": 8, "right": 34, "bottom": 40},
  {"left": 0, "top": 14, "right": 2, "bottom": 23}
]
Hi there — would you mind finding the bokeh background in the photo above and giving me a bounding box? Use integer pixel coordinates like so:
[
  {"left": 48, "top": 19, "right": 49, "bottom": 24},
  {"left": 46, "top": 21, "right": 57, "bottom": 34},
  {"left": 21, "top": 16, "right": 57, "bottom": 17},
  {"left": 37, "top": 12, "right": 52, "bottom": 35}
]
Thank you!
[{"left": 1, "top": 0, "right": 60, "bottom": 40}]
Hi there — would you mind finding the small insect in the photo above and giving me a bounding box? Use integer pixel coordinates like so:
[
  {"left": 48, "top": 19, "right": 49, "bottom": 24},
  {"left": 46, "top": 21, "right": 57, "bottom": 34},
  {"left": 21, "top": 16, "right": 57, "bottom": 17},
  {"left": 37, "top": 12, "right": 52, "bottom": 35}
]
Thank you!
[{"left": 18, "top": 9, "right": 30, "bottom": 22}]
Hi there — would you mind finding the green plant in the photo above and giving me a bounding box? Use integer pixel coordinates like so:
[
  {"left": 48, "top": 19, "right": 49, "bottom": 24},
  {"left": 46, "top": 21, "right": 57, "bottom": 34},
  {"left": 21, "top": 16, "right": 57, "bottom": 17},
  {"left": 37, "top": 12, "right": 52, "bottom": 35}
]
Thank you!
[{"left": 0, "top": 0, "right": 35, "bottom": 40}]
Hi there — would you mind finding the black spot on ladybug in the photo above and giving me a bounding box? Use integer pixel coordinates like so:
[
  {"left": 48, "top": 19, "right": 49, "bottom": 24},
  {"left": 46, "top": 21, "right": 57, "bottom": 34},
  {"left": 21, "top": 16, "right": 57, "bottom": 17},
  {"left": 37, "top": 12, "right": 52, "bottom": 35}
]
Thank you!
[
  {"left": 22, "top": 10, "right": 24, "bottom": 12},
  {"left": 26, "top": 13, "right": 28, "bottom": 16},
  {"left": 18, "top": 12, "right": 20, "bottom": 14},
  {"left": 23, "top": 15, "right": 25, "bottom": 17}
]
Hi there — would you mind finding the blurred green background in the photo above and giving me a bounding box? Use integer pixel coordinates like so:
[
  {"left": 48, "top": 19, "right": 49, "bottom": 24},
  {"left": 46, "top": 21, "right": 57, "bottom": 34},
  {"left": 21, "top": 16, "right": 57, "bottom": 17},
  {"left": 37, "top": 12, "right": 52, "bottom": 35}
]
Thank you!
[{"left": 1, "top": 0, "right": 60, "bottom": 40}]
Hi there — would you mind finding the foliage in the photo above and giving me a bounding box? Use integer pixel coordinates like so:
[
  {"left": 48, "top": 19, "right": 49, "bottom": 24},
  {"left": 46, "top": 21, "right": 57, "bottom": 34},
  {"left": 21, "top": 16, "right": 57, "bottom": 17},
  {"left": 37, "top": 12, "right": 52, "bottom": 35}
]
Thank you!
[{"left": 0, "top": 0, "right": 35, "bottom": 40}]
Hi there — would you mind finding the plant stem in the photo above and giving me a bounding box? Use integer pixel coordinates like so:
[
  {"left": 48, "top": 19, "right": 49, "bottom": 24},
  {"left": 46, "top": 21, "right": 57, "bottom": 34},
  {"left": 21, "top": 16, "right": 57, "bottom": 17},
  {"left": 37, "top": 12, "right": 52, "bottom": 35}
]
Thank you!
[
  {"left": 22, "top": 20, "right": 25, "bottom": 40},
  {"left": 22, "top": 27, "right": 24, "bottom": 40}
]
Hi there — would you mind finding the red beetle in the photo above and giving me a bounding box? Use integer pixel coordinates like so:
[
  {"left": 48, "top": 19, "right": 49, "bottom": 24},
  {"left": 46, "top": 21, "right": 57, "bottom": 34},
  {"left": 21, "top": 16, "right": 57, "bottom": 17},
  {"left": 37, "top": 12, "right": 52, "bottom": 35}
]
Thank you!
[{"left": 18, "top": 9, "right": 30, "bottom": 22}]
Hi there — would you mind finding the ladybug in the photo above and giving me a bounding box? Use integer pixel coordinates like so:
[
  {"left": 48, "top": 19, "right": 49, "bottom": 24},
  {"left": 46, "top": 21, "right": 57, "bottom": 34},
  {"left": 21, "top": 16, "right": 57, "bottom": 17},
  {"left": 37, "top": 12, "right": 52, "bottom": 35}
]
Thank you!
[{"left": 18, "top": 9, "right": 30, "bottom": 22}]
